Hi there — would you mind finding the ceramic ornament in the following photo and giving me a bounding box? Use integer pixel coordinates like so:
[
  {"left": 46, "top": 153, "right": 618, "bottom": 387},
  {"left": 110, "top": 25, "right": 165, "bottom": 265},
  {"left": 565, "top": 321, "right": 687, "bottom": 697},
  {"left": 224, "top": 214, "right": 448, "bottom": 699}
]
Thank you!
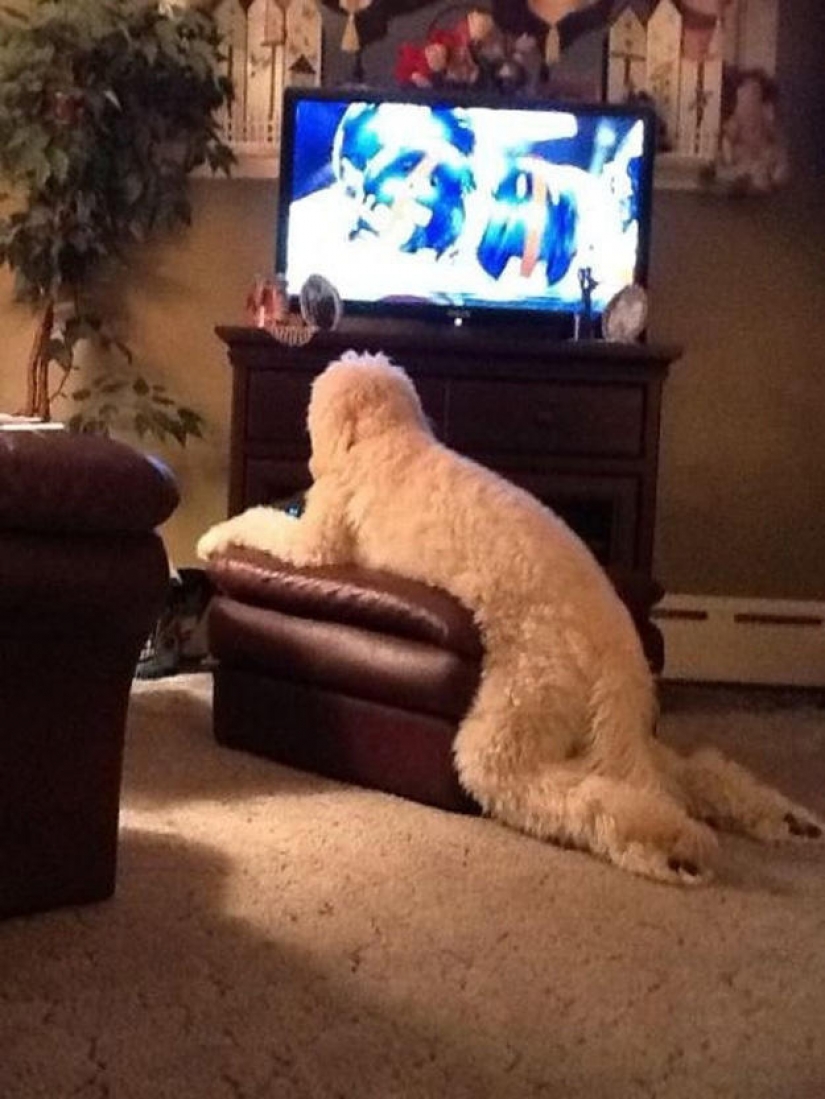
[{"left": 602, "top": 283, "right": 648, "bottom": 343}]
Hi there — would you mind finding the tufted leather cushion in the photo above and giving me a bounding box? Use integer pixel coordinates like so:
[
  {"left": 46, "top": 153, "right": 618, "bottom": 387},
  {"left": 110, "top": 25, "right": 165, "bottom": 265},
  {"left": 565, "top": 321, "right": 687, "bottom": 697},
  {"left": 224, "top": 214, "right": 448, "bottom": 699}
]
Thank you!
[
  {"left": 0, "top": 430, "right": 179, "bottom": 534},
  {"left": 207, "top": 549, "right": 484, "bottom": 660}
]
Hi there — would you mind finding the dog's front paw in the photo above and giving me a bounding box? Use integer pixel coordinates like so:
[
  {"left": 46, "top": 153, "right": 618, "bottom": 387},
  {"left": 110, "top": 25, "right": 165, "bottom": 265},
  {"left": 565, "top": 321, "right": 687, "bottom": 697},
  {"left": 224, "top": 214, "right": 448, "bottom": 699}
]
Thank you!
[
  {"left": 196, "top": 506, "right": 301, "bottom": 563},
  {"left": 196, "top": 521, "right": 236, "bottom": 561}
]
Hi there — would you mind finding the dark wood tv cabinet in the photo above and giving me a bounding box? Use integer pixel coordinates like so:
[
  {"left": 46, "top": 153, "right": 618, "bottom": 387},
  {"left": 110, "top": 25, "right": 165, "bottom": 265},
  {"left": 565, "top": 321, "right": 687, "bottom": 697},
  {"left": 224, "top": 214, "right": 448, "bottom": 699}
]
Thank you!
[{"left": 216, "top": 320, "right": 680, "bottom": 581}]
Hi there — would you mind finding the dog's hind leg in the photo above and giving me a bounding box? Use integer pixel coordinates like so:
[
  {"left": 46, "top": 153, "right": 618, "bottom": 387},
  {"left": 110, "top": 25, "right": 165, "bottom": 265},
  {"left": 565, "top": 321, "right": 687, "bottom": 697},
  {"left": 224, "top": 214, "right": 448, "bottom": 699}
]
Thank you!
[
  {"left": 655, "top": 742, "right": 824, "bottom": 844},
  {"left": 453, "top": 648, "right": 718, "bottom": 883},
  {"left": 455, "top": 703, "right": 717, "bottom": 884},
  {"left": 464, "top": 760, "right": 718, "bottom": 885}
]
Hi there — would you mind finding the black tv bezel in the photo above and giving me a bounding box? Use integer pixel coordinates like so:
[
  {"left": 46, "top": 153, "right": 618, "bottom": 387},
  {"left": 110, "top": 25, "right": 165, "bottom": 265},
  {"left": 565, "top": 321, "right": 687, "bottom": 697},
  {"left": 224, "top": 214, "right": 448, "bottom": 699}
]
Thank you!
[{"left": 275, "top": 85, "right": 657, "bottom": 336}]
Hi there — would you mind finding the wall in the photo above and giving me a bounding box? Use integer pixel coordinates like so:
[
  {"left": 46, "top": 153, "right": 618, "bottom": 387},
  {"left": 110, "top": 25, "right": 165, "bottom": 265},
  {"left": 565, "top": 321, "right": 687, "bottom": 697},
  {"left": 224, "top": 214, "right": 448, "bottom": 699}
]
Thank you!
[
  {"left": 651, "top": 181, "right": 825, "bottom": 599},
  {"left": 0, "top": 2, "right": 822, "bottom": 599},
  {"left": 652, "top": 0, "right": 825, "bottom": 599}
]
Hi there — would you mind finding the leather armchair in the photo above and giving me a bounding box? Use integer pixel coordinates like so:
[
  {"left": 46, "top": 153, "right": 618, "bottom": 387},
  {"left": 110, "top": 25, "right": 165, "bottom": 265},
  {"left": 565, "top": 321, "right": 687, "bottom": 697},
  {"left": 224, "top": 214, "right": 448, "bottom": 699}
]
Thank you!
[{"left": 0, "top": 429, "right": 178, "bottom": 919}]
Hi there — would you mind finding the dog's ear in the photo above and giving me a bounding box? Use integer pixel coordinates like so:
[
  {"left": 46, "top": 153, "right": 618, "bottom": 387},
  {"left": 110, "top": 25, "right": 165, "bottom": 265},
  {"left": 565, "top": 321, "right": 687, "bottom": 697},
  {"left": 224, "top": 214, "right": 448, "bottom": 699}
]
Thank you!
[
  {"left": 308, "top": 355, "right": 423, "bottom": 478},
  {"left": 331, "top": 400, "right": 357, "bottom": 459},
  {"left": 307, "top": 371, "right": 360, "bottom": 478}
]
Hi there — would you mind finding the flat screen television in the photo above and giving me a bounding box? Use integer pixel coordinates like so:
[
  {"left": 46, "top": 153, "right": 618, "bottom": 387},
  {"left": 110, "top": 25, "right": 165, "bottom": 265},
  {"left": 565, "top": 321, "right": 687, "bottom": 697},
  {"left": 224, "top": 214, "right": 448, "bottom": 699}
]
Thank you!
[{"left": 275, "top": 86, "right": 656, "bottom": 337}]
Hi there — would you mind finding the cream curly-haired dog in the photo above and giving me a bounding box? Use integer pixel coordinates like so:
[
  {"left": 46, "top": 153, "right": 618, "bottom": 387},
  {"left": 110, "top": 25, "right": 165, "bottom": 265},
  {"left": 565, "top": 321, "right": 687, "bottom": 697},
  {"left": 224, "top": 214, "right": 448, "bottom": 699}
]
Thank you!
[{"left": 199, "top": 351, "right": 822, "bottom": 884}]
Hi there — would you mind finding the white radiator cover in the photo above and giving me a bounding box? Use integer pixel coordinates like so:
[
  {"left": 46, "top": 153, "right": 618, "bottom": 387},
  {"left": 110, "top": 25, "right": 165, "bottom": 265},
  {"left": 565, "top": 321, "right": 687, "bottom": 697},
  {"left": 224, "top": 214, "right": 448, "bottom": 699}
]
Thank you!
[{"left": 653, "top": 594, "right": 825, "bottom": 687}]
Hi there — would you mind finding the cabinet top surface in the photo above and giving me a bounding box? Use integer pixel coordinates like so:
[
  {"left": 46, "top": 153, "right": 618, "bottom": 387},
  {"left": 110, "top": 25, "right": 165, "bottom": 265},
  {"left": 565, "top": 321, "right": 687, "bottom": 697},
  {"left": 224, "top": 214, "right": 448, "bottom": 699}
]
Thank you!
[{"left": 216, "top": 322, "right": 681, "bottom": 376}]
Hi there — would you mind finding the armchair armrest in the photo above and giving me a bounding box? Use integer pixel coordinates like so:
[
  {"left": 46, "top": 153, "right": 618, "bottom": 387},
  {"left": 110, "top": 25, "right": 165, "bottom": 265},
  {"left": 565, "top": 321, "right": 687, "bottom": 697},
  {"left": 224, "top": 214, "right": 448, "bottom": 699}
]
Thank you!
[{"left": 0, "top": 430, "right": 178, "bottom": 535}]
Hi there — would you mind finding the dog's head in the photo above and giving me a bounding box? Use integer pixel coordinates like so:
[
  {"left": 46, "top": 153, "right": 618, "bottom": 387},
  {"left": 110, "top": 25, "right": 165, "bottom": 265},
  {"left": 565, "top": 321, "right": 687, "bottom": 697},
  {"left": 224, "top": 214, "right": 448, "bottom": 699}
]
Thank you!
[{"left": 307, "top": 352, "right": 428, "bottom": 479}]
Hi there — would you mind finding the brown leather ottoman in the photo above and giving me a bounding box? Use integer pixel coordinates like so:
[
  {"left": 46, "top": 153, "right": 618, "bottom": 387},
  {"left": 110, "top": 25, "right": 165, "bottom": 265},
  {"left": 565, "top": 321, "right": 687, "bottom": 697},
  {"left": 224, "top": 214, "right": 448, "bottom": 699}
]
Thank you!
[
  {"left": 205, "top": 550, "right": 664, "bottom": 813},
  {"left": 206, "top": 550, "right": 483, "bottom": 813}
]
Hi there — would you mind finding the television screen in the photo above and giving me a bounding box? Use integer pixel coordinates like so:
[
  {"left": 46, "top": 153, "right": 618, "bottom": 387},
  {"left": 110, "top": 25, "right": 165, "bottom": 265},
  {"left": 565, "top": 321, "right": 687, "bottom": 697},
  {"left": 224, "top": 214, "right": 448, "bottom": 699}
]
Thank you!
[{"left": 276, "top": 87, "right": 655, "bottom": 331}]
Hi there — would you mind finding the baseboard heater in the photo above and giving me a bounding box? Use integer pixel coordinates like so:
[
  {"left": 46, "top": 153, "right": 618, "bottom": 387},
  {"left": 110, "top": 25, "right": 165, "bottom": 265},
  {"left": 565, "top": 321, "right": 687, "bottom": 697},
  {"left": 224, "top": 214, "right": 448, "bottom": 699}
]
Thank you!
[{"left": 652, "top": 594, "right": 825, "bottom": 687}]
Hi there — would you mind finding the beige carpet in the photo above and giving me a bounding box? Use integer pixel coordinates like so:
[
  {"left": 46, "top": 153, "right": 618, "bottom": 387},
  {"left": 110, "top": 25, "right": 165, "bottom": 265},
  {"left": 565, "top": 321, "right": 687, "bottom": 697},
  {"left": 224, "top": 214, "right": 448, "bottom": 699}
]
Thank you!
[{"left": 2, "top": 675, "right": 824, "bottom": 1099}]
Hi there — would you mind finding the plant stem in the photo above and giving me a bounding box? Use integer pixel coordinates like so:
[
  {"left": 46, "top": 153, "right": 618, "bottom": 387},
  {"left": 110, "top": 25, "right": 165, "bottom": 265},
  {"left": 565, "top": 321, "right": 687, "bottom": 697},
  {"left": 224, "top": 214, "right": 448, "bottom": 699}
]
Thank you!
[
  {"left": 49, "top": 363, "right": 74, "bottom": 407},
  {"left": 24, "top": 299, "right": 54, "bottom": 420}
]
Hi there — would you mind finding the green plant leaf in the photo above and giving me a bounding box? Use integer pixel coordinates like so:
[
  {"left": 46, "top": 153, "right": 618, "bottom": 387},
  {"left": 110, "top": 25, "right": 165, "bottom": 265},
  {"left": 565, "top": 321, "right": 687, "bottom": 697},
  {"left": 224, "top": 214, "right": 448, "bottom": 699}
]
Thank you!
[
  {"left": 48, "top": 147, "right": 71, "bottom": 184},
  {"left": 0, "top": 0, "right": 230, "bottom": 438}
]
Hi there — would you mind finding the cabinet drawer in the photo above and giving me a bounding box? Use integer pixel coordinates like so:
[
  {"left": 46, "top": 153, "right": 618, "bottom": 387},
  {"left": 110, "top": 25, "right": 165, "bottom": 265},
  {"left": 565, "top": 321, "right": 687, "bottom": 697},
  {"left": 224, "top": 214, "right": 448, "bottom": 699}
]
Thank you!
[
  {"left": 247, "top": 373, "right": 313, "bottom": 446},
  {"left": 447, "top": 380, "right": 644, "bottom": 458},
  {"left": 246, "top": 370, "right": 449, "bottom": 448},
  {"left": 244, "top": 458, "right": 311, "bottom": 509},
  {"left": 500, "top": 470, "right": 639, "bottom": 568},
  {"left": 240, "top": 461, "right": 637, "bottom": 568}
]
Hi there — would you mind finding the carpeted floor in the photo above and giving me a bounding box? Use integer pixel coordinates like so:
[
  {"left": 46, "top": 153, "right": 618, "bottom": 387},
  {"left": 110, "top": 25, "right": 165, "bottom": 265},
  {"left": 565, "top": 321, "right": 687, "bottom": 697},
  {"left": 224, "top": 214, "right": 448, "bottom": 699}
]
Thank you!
[{"left": 1, "top": 674, "right": 824, "bottom": 1099}]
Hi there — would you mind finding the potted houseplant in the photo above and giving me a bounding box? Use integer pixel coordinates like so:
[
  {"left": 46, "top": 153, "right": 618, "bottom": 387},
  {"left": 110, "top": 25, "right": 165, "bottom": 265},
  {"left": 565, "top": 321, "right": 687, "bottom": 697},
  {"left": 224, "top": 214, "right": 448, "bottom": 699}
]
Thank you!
[{"left": 0, "top": 0, "right": 235, "bottom": 443}]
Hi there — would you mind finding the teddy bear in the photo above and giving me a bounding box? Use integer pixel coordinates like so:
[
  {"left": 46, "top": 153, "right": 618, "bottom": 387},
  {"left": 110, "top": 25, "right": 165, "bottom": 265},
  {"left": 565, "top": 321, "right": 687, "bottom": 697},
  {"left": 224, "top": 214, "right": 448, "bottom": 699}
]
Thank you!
[{"left": 717, "top": 69, "right": 790, "bottom": 194}]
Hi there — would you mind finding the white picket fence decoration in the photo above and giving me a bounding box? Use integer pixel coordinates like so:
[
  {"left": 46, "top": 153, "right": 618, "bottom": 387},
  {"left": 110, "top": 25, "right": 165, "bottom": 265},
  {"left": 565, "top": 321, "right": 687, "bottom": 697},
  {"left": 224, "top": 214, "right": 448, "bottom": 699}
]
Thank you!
[
  {"left": 607, "top": 0, "right": 778, "bottom": 167},
  {"left": 204, "top": 0, "right": 777, "bottom": 182},
  {"left": 213, "top": 0, "right": 322, "bottom": 169}
]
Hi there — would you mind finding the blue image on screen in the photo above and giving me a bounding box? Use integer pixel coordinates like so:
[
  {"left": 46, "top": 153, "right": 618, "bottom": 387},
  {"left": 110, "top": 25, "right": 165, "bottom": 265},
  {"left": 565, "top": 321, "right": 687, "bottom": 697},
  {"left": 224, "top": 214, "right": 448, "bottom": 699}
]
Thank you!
[{"left": 282, "top": 98, "right": 648, "bottom": 318}]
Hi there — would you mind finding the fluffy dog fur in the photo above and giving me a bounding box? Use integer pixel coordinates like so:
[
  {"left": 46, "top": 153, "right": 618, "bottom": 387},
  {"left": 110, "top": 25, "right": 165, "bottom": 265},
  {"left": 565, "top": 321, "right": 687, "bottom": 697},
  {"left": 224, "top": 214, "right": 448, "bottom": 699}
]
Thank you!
[{"left": 199, "top": 351, "right": 823, "bottom": 885}]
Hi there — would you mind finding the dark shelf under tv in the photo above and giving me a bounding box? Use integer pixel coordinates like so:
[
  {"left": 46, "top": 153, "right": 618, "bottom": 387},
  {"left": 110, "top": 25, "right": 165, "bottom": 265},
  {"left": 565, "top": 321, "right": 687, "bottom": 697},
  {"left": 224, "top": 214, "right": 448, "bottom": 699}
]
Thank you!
[{"left": 216, "top": 321, "right": 681, "bottom": 667}]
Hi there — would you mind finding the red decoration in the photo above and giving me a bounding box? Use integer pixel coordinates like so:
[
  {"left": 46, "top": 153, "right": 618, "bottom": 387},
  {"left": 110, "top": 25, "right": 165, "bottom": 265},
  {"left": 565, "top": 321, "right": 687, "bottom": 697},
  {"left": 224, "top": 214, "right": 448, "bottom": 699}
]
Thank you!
[
  {"left": 396, "top": 12, "right": 540, "bottom": 94},
  {"left": 394, "top": 42, "right": 431, "bottom": 86}
]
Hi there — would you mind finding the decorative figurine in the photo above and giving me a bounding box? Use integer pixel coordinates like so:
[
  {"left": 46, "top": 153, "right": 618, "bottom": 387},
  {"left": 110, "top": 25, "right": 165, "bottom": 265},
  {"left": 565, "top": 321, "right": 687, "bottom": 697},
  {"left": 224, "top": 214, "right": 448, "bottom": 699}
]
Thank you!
[
  {"left": 245, "top": 274, "right": 269, "bottom": 328},
  {"left": 270, "top": 273, "right": 289, "bottom": 324},
  {"left": 716, "top": 69, "right": 789, "bottom": 194},
  {"left": 602, "top": 283, "right": 649, "bottom": 343},
  {"left": 575, "top": 265, "right": 598, "bottom": 340},
  {"left": 246, "top": 272, "right": 288, "bottom": 329},
  {"left": 299, "top": 274, "right": 343, "bottom": 332}
]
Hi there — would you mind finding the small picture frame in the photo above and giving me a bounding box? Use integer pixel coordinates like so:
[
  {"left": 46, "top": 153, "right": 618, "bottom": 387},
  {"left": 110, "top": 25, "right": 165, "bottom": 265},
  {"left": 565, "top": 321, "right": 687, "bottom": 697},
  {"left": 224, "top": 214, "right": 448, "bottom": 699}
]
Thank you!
[
  {"left": 299, "top": 274, "right": 343, "bottom": 331},
  {"left": 601, "top": 284, "right": 649, "bottom": 343}
]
